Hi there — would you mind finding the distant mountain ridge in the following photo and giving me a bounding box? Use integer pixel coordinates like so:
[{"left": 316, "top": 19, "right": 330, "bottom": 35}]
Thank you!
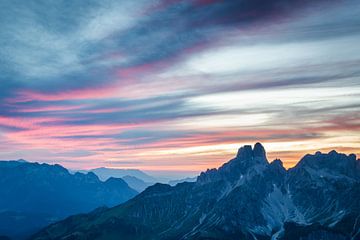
[
  {"left": 87, "top": 167, "right": 157, "bottom": 183},
  {"left": 0, "top": 161, "right": 138, "bottom": 239},
  {"left": 31, "top": 143, "right": 360, "bottom": 240},
  {"left": 121, "top": 175, "right": 153, "bottom": 192},
  {"left": 80, "top": 167, "right": 197, "bottom": 190},
  {"left": 169, "top": 177, "right": 197, "bottom": 186}
]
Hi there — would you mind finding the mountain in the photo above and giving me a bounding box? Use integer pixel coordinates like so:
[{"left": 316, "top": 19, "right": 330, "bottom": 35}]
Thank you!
[
  {"left": 89, "top": 167, "right": 157, "bottom": 183},
  {"left": 79, "top": 168, "right": 153, "bottom": 192},
  {"left": 168, "top": 176, "right": 197, "bottom": 186},
  {"left": 0, "top": 161, "right": 138, "bottom": 239},
  {"left": 31, "top": 143, "right": 360, "bottom": 240},
  {"left": 122, "top": 175, "right": 153, "bottom": 192}
]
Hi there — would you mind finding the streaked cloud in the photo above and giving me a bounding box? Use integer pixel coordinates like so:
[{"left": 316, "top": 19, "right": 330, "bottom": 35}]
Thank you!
[{"left": 0, "top": 0, "right": 359, "bottom": 172}]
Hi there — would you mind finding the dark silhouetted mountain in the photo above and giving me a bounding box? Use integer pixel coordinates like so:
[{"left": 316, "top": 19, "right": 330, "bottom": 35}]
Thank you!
[
  {"left": 88, "top": 167, "right": 157, "bottom": 183},
  {"left": 31, "top": 143, "right": 360, "bottom": 240},
  {"left": 168, "top": 177, "right": 197, "bottom": 186},
  {"left": 0, "top": 161, "right": 137, "bottom": 239},
  {"left": 122, "top": 175, "right": 153, "bottom": 192},
  {"left": 0, "top": 236, "right": 11, "bottom": 240}
]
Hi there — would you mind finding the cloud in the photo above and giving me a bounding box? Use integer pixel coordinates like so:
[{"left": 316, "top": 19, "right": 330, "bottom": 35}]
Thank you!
[
  {"left": 0, "top": 0, "right": 346, "bottom": 95},
  {"left": 0, "top": 0, "right": 359, "bottom": 171}
]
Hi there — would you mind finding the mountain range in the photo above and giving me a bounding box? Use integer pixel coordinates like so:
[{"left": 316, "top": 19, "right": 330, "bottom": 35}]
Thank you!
[
  {"left": 88, "top": 167, "right": 157, "bottom": 183},
  {"left": 31, "top": 143, "right": 360, "bottom": 240},
  {"left": 0, "top": 161, "right": 137, "bottom": 239},
  {"left": 84, "top": 167, "right": 198, "bottom": 192},
  {"left": 76, "top": 167, "right": 156, "bottom": 192}
]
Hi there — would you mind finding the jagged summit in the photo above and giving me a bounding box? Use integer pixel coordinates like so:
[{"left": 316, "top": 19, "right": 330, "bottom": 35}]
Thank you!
[
  {"left": 234, "top": 142, "right": 268, "bottom": 166},
  {"left": 198, "top": 143, "right": 269, "bottom": 184},
  {"left": 292, "top": 150, "right": 360, "bottom": 179},
  {"left": 236, "top": 145, "right": 253, "bottom": 158},
  {"left": 236, "top": 142, "right": 266, "bottom": 159},
  {"left": 295, "top": 150, "right": 358, "bottom": 168},
  {"left": 269, "top": 158, "right": 284, "bottom": 169},
  {"left": 254, "top": 142, "right": 266, "bottom": 158}
]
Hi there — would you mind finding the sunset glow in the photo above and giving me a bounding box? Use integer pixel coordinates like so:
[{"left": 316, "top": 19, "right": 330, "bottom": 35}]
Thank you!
[{"left": 0, "top": 0, "right": 359, "bottom": 174}]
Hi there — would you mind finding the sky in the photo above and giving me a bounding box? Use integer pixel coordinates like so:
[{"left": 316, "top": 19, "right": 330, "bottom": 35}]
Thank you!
[{"left": 0, "top": 0, "right": 359, "bottom": 175}]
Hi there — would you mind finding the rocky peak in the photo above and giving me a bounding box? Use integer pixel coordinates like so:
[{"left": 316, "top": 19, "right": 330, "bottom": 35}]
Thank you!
[
  {"left": 236, "top": 145, "right": 253, "bottom": 159},
  {"left": 198, "top": 143, "right": 269, "bottom": 184},
  {"left": 254, "top": 142, "right": 266, "bottom": 158},
  {"left": 270, "top": 159, "right": 284, "bottom": 169},
  {"left": 293, "top": 150, "right": 360, "bottom": 179},
  {"left": 236, "top": 142, "right": 268, "bottom": 166}
]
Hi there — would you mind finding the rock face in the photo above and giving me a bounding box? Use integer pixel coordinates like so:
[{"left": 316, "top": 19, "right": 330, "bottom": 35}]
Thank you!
[
  {"left": 0, "top": 161, "right": 138, "bottom": 239},
  {"left": 31, "top": 143, "right": 360, "bottom": 240}
]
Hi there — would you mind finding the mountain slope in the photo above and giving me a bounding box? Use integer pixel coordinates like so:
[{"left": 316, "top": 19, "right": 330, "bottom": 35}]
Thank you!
[
  {"left": 0, "top": 161, "right": 138, "bottom": 239},
  {"left": 31, "top": 143, "right": 360, "bottom": 240}
]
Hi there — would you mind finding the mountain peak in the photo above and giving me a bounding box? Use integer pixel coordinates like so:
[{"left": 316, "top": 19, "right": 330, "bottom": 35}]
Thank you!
[
  {"left": 198, "top": 143, "right": 269, "bottom": 184},
  {"left": 270, "top": 158, "right": 284, "bottom": 168},
  {"left": 236, "top": 142, "right": 268, "bottom": 165},
  {"left": 236, "top": 145, "right": 253, "bottom": 159},
  {"left": 17, "top": 159, "right": 27, "bottom": 163},
  {"left": 293, "top": 150, "right": 359, "bottom": 179},
  {"left": 254, "top": 142, "right": 266, "bottom": 158}
]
